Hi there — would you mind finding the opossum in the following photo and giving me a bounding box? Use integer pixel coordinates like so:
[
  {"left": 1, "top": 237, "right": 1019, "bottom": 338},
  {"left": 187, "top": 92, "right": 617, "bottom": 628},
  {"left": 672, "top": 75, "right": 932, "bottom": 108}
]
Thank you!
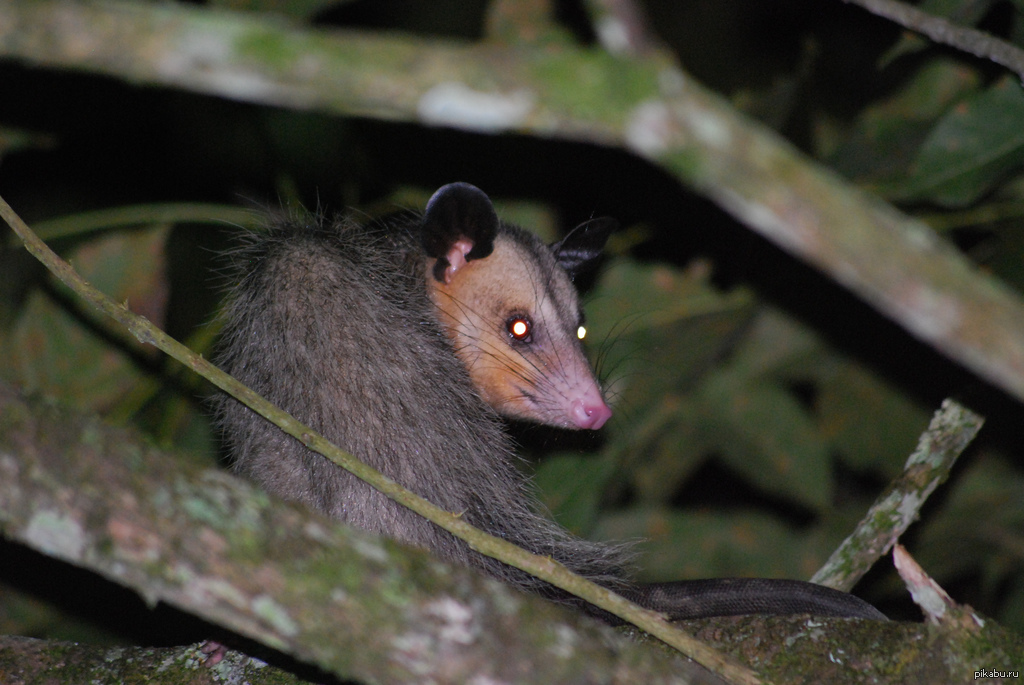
[{"left": 212, "top": 182, "right": 885, "bottom": 622}]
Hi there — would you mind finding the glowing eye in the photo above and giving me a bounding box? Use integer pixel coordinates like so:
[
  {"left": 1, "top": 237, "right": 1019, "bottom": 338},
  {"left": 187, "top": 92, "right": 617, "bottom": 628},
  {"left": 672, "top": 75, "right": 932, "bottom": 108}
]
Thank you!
[
  {"left": 507, "top": 317, "right": 531, "bottom": 341},
  {"left": 577, "top": 325, "right": 587, "bottom": 341}
]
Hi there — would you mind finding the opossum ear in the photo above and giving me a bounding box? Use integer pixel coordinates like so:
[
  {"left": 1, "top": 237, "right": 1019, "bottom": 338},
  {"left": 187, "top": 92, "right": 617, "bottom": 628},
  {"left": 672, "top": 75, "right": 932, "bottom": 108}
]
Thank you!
[
  {"left": 551, "top": 217, "right": 617, "bottom": 278},
  {"left": 422, "top": 182, "right": 498, "bottom": 283}
]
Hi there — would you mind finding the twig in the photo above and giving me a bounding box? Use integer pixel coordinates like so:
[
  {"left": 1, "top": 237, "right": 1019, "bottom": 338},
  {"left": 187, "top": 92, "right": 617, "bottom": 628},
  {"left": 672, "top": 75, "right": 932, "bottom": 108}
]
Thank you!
[
  {"left": 0, "top": 193, "right": 763, "bottom": 685},
  {"left": 892, "top": 544, "right": 961, "bottom": 624},
  {"left": 843, "top": 0, "right": 1024, "bottom": 82},
  {"left": 812, "top": 398, "right": 984, "bottom": 591}
]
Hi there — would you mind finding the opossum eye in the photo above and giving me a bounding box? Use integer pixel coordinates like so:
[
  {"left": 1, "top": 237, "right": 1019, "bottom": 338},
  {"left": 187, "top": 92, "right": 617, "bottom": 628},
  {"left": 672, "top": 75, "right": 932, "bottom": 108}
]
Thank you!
[
  {"left": 577, "top": 325, "right": 587, "bottom": 341},
  {"left": 507, "top": 316, "right": 532, "bottom": 342}
]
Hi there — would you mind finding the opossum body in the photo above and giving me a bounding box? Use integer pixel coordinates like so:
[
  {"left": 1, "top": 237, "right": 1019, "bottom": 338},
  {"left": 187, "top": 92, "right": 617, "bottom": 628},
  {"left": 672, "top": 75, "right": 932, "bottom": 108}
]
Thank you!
[
  {"left": 213, "top": 183, "right": 885, "bottom": 622},
  {"left": 213, "top": 183, "right": 627, "bottom": 606}
]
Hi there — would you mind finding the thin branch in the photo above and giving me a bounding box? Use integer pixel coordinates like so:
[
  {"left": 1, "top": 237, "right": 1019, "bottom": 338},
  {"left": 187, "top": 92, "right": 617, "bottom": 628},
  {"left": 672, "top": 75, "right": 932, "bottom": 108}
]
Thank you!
[
  {"left": 812, "top": 398, "right": 984, "bottom": 591},
  {"left": 843, "top": 0, "right": 1024, "bottom": 82},
  {"left": 0, "top": 193, "right": 762, "bottom": 685}
]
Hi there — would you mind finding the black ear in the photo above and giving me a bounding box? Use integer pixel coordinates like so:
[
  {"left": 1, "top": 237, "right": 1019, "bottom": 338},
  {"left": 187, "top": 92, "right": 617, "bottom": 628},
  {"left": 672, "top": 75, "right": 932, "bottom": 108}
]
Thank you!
[
  {"left": 421, "top": 183, "right": 498, "bottom": 281},
  {"left": 551, "top": 217, "right": 617, "bottom": 278}
]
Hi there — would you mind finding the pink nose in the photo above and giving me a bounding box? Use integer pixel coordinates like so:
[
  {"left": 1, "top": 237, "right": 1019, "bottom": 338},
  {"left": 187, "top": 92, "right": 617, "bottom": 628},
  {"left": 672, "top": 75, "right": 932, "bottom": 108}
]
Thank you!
[{"left": 570, "top": 398, "right": 612, "bottom": 430}]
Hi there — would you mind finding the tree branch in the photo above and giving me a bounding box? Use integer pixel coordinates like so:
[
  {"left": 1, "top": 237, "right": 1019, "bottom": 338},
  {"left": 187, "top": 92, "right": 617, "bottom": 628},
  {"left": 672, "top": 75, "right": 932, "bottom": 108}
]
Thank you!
[
  {"left": 812, "top": 399, "right": 984, "bottom": 591},
  {"left": 0, "top": 637, "right": 304, "bottom": 685},
  {"left": 3, "top": 382, "right": 1021, "bottom": 684},
  {"left": 843, "top": 0, "right": 1024, "bottom": 82}
]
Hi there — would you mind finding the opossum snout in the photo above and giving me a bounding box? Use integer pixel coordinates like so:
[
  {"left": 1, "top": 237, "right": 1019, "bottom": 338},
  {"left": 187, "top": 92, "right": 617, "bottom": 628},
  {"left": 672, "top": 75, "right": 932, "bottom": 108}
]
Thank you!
[{"left": 570, "top": 388, "right": 612, "bottom": 430}]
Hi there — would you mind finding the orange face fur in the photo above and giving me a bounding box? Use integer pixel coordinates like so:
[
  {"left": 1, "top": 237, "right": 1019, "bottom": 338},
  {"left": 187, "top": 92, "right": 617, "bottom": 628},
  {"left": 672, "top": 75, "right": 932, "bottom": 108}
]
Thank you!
[{"left": 427, "top": 234, "right": 611, "bottom": 430}]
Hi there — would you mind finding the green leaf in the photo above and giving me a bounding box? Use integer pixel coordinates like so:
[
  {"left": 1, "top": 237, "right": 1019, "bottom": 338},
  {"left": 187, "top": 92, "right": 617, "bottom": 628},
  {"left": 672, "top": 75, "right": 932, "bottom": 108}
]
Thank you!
[
  {"left": 815, "top": 360, "right": 931, "bottom": 476},
  {"left": 695, "top": 369, "right": 833, "bottom": 510},
  {"left": 722, "top": 307, "right": 821, "bottom": 379},
  {"left": 626, "top": 400, "right": 712, "bottom": 505},
  {"left": 0, "top": 226, "right": 170, "bottom": 413},
  {"left": 533, "top": 452, "right": 617, "bottom": 536},
  {"left": 585, "top": 258, "right": 753, "bottom": 420},
  {"left": 831, "top": 59, "right": 981, "bottom": 187},
  {"left": 896, "top": 77, "right": 1024, "bottom": 207}
]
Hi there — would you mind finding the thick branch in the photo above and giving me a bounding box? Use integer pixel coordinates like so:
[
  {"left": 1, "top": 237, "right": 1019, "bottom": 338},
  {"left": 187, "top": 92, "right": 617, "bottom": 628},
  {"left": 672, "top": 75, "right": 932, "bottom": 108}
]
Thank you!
[{"left": 0, "top": 637, "right": 303, "bottom": 685}]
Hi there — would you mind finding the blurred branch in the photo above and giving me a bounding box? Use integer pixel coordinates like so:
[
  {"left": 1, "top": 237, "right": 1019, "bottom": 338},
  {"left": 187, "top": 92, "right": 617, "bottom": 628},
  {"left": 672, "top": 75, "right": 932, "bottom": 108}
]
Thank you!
[
  {"left": 812, "top": 399, "right": 984, "bottom": 591},
  {"left": 842, "top": 0, "right": 1024, "bottom": 81},
  {"left": 21, "top": 202, "right": 262, "bottom": 244},
  {"left": 3, "top": 0, "right": 1024, "bottom": 415}
]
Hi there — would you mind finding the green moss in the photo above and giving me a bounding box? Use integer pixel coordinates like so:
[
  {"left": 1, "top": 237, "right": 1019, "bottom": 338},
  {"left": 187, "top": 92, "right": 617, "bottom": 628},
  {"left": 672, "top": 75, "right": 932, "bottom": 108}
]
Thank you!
[
  {"left": 234, "top": 26, "right": 303, "bottom": 70},
  {"left": 530, "top": 49, "right": 660, "bottom": 125}
]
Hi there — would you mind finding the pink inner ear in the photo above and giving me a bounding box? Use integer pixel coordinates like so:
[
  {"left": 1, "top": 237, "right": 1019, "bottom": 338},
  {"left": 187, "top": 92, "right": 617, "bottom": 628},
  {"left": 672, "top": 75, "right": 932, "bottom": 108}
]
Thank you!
[{"left": 442, "top": 239, "right": 475, "bottom": 284}]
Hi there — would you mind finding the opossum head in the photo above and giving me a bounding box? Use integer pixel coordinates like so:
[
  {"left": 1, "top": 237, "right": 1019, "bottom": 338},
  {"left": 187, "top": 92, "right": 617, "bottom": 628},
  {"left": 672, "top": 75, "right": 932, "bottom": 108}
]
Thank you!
[{"left": 423, "top": 182, "right": 614, "bottom": 430}]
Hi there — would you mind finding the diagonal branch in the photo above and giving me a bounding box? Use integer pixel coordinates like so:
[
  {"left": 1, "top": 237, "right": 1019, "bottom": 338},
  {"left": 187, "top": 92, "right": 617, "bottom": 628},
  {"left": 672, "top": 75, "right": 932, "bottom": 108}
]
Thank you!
[
  {"left": 843, "top": 0, "right": 1024, "bottom": 81},
  {"left": 812, "top": 399, "right": 985, "bottom": 592}
]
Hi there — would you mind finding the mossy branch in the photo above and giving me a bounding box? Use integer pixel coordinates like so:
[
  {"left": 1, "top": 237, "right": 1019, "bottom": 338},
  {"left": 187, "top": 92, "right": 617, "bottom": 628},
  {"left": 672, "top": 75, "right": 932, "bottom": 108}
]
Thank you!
[
  {"left": 0, "top": 193, "right": 762, "bottom": 685},
  {"left": 812, "top": 398, "right": 984, "bottom": 591}
]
